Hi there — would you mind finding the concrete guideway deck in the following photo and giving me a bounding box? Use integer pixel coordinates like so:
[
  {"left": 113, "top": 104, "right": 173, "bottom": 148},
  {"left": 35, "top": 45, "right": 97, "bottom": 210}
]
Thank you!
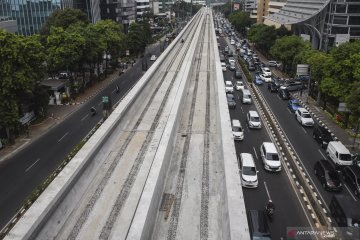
[{"left": 5, "top": 8, "right": 249, "bottom": 240}]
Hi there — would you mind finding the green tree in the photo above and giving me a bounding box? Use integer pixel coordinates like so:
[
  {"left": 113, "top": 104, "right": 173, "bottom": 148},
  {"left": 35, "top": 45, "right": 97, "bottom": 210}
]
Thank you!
[
  {"left": 126, "top": 22, "right": 152, "bottom": 56},
  {"left": 228, "top": 11, "right": 252, "bottom": 37},
  {"left": 248, "top": 24, "right": 277, "bottom": 53},
  {"left": 270, "top": 36, "right": 309, "bottom": 74},
  {"left": 39, "top": 8, "right": 89, "bottom": 41},
  {"left": 276, "top": 25, "right": 292, "bottom": 38},
  {"left": 0, "top": 30, "right": 46, "bottom": 141},
  {"left": 46, "top": 26, "right": 86, "bottom": 75}
]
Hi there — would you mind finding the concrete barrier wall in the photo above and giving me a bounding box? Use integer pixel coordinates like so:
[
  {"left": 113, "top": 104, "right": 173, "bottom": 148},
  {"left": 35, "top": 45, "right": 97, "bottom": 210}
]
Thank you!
[
  {"left": 125, "top": 9, "right": 206, "bottom": 240},
  {"left": 4, "top": 11, "right": 197, "bottom": 240},
  {"left": 210, "top": 11, "right": 250, "bottom": 240}
]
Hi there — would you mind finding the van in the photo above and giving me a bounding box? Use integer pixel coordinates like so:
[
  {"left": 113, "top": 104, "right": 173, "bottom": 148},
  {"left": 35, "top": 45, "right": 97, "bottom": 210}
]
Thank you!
[
  {"left": 326, "top": 141, "right": 352, "bottom": 166},
  {"left": 241, "top": 89, "right": 252, "bottom": 104},
  {"left": 329, "top": 195, "right": 360, "bottom": 228},
  {"left": 279, "top": 81, "right": 303, "bottom": 91},
  {"left": 232, "top": 119, "right": 244, "bottom": 141},
  {"left": 240, "top": 153, "right": 258, "bottom": 187},
  {"left": 260, "top": 142, "right": 281, "bottom": 172},
  {"left": 247, "top": 210, "right": 271, "bottom": 240}
]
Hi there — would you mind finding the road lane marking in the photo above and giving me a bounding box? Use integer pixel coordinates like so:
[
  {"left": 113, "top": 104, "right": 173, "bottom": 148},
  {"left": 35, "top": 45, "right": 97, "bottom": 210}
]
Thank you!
[
  {"left": 57, "top": 132, "right": 69, "bottom": 143},
  {"left": 318, "top": 149, "right": 326, "bottom": 159},
  {"left": 25, "top": 158, "right": 40, "bottom": 172},
  {"left": 253, "top": 147, "right": 258, "bottom": 159},
  {"left": 302, "top": 127, "right": 307, "bottom": 134},
  {"left": 98, "top": 101, "right": 102, "bottom": 106},
  {"left": 344, "top": 184, "right": 358, "bottom": 201},
  {"left": 81, "top": 114, "right": 89, "bottom": 121},
  {"left": 264, "top": 181, "right": 271, "bottom": 200}
]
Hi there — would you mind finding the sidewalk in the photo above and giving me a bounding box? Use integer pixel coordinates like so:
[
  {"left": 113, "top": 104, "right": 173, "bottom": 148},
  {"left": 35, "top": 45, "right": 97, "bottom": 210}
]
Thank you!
[
  {"left": 254, "top": 48, "right": 360, "bottom": 154},
  {"left": 0, "top": 69, "right": 125, "bottom": 163}
]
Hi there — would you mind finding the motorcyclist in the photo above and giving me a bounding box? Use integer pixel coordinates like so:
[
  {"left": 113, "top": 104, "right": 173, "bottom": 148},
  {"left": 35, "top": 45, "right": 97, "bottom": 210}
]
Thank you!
[
  {"left": 266, "top": 200, "right": 275, "bottom": 215},
  {"left": 90, "top": 107, "right": 97, "bottom": 116}
]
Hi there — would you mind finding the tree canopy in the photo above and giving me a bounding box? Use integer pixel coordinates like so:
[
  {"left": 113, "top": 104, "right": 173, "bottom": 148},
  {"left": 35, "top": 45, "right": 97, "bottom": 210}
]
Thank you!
[
  {"left": 248, "top": 24, "right": 277, "bottom": 53},
  {"left": 228, "top": 11, "right": 252, "bottom": 36}
]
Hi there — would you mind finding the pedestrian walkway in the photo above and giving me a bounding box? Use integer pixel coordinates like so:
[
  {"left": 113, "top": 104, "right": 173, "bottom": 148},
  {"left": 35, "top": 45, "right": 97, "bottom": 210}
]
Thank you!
[
  {"left": 0, "top": 69, "right": 123, "bottom": 164},
  {"left": 253, "top": 47, "right": 360, "bottom": 154}
]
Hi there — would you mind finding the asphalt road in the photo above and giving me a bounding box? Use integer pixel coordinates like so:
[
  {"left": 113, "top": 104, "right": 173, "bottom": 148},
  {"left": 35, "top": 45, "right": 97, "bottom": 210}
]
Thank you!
[
  {"left": 0, "top": 43, "right": 163, "bottom": 229},
  {"left": 219, "top": 35, "right": 311, "bottom": 238}
]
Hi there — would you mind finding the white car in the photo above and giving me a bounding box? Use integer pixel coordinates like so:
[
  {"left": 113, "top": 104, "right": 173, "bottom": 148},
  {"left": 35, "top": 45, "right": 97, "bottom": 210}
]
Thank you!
[
  {"left": 228, "top": 57, "right": 235, "bottom": 64},
  {"left": 225, "top": 81, "right": 234, "bottom": 93},
  {"left": 221, "top": 62, "right": 227, "bottom": 71},
  {"left": 232, "top": 119, "right": 244, "bottom": 141},
  {"left": 268, "top": 60, "right": 280, "bottom": 67},
  {"left": 260, "top": 142, "right": 281, "bottom": 172},
  {"left": 150, "top": 55, "right": 157, "bottom": 61},
  {"left": 261, "top": 67, "right": 272, "bottom": 77},
  {"left": 247, "top": 110, "right": 261, "bottom": 129},
  {"left": 259, "top": 74, "right": 272, "bottom": 83},
  {"left": 295, "top": 108, "right": 314, "bottom": 126},
  {"left": 240, "top": 153, "right": 258, "bottom": 188},
  {"left": 230, "top": 39, "right": 235, "bottom": 45},
  {"left": 236, "top": 81, "right": 244, "bottom": 91}
]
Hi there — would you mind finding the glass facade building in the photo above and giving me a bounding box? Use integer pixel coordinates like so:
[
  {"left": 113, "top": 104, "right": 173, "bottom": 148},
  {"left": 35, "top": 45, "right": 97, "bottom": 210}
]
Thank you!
[{"left": 0, "top": 0, "right": 72, "bottom": 35}]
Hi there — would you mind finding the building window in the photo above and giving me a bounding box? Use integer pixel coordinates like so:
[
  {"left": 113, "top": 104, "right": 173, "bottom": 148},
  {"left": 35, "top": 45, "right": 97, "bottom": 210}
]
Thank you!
[
  {"left": 331, "top": 26, "right": 349, "bottom": 34},
  {"left": 350, "top": 27, "right": 360, "bottom": 36},
  {"left": 348, "top": 5, "right": 360, "bottom": 13},
  {"left": 333, "top": 16, "right": 348, "bottom": 25},
  {"left": 349, "top": 16, "right": 360, "bottom": 25},
  {"left": 335, "top": 4, "right": 346, "bottom": 13}
]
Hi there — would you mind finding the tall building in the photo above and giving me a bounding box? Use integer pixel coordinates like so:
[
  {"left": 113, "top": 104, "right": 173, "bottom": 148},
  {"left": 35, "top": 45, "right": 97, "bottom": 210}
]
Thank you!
[
  {"left": 136, "top": 0, "right": 150, "bottom": 20},
  {"left": 265, "top": 0, "right": 360, "bottom": 50},
  {"left": 242, "top": 0, "right": 258, "bottom": 20},
  {"left": 100, "top": 0, "right": 136, "bottom": 33},
  {"left": 0, "top": 0, "right": 72, "bottom": 35},
  {"left": 73, "top": 0, "right": 101, "bottom": 23}
]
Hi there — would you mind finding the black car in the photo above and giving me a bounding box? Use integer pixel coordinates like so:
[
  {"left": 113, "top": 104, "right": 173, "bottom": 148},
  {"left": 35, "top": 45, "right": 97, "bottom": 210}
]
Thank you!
[
  {"left": 313, "top": 124, "right": 334, "bottom": 148},
  {"left": 278, "top": 89, "right": 291, "bottom": 100},
  {"left": 226, "top": 93, "right": 236, "bottom": 109},
  {"left": 342, "top": 165, "right": 360, "bottom": 198},
  {"left": 234, "top": 71, "right": 242, "bottom": 79},
  {"left": 247, "top": 210, "right": 271, "bottom": 240},
  {"left": 314, "top": 160, "right": 342, "bottom": 191},
  {"left": 267, "top": 82, "right": 278, "bottom": 92}
]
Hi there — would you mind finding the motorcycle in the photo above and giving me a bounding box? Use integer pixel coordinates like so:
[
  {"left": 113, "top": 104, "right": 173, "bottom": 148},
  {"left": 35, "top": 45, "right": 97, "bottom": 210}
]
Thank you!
[{"left": 90, "top": 107, "right": 97, "bottom": 116}]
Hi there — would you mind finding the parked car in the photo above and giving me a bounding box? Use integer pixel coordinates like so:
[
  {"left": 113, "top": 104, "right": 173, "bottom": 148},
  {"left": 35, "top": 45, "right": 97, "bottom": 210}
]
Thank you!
[
  {"left": 314, "top": 160, "right": 342, "bottom": 191},
  {"left": 260, "top": 142, "right": 281, "bottom": 172},
  {"left": 150, "top": 55, "right": 157, "bottom": 61},
  {"left": 226, "top": 93, "right": 236, "bottom": 109},
  {"left": 240, "top": 153, "right": 258, "bottom": 188},
  {"left": 236, "top": 81, "right": 245, "bottom": 91},
  {"left": 342, "top": 165, "right": 360, "bottom": 197},
  {"left": 295, "top": 108, "right": 314, "bottom": 126},
  {"left": 288, "top": 99, "right": 302, "bottom": 113},
  {"left": 313, "top": 124, "right": 334, "bottom": 148},
  {"left": 247, "top": 110, "right": 261, "bottom": 129},
  {"left": 232, "top": 119, "right": 244, "bottom": 141},
  {"left": 278, "top": 88, "right": 291, "bottom": 100},
  {"left": 234, "top": 70, "right": 242, "bottom": 79},
  {"left": 225, "top": 81, "right": 234, "bottom": 93}
]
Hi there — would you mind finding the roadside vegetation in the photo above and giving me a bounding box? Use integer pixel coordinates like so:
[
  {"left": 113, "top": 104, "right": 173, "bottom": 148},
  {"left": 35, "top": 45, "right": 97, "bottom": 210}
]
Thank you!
[{"left": 214, "top": 5, "right": 360, "bottom": 131}]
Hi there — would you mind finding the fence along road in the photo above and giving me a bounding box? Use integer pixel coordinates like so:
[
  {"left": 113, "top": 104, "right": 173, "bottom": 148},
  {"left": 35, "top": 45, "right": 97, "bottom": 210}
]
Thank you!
[{"left": 6, "top": 8, "right": 249, "bottom": 240}]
